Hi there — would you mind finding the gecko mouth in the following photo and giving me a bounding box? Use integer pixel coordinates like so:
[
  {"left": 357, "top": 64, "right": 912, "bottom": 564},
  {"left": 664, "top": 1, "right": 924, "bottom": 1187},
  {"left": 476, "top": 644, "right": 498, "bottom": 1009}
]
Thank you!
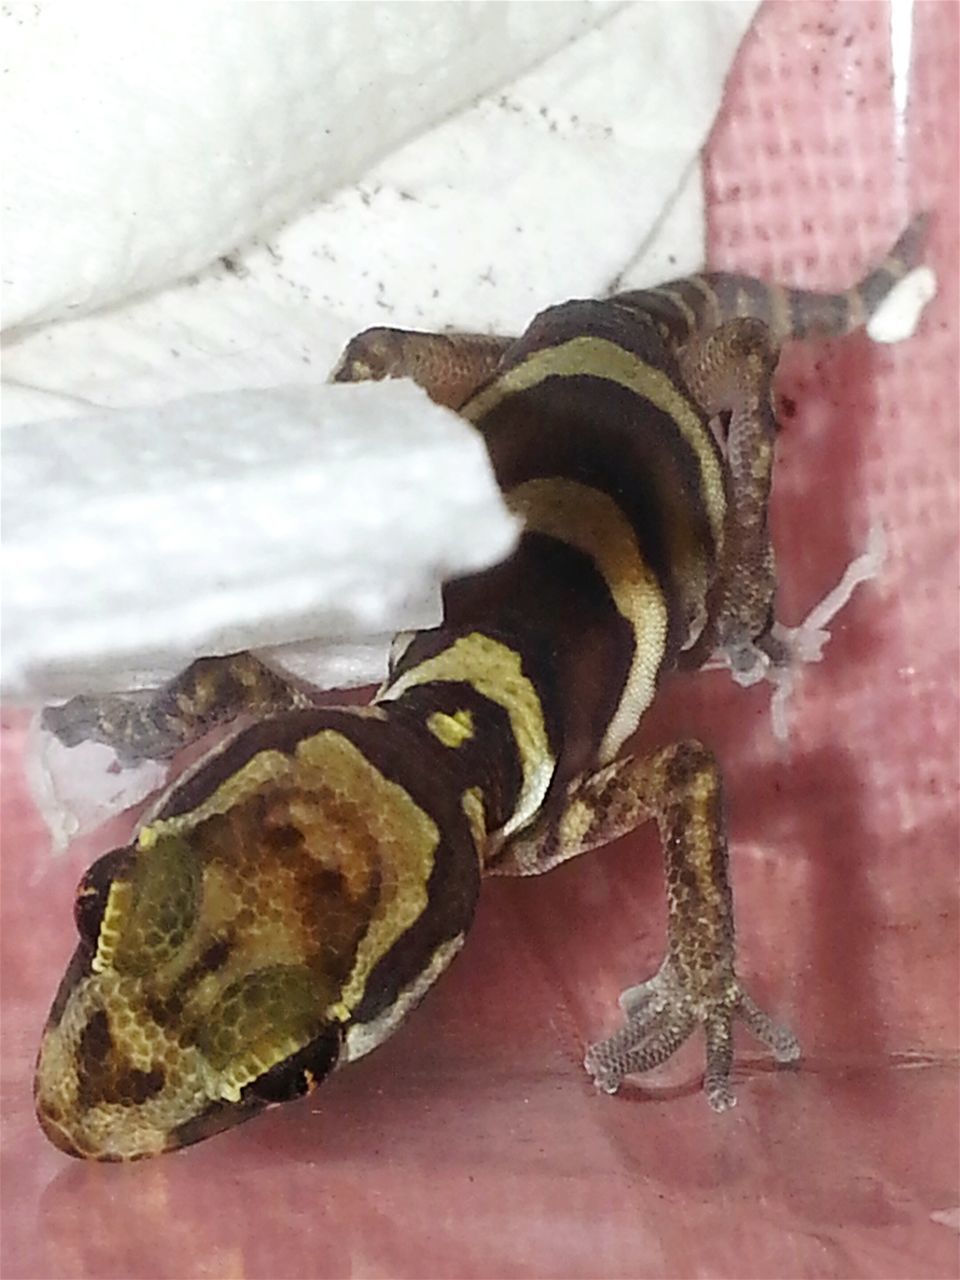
[
  {"left": 34, "top": 1087, "right": 174, "bottom": 1162},
  {"left": 36, "top": 1104, "right": 85, "bottom": 1159},
  {"left": 34, "top": 947, "right": 333, "bottom": 1160},
  {"left": 35, "top": 1054, "right": 266, "bottom": 1161},
  {"left": 36, "top": 1076, "right": 266, "bottom": 1161}
]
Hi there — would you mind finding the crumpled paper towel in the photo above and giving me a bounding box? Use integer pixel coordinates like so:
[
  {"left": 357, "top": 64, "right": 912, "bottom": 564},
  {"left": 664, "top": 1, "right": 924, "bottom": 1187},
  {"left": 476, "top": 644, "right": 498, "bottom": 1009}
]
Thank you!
[
  {"left": 2, "top": 380, "right": 519, "bottom": 698},
  {"left": 2, "top": 1, "right": 758, "bottom": 708},
  {"left": 2, "top": 3, "right": 615, "bottom": 331}
]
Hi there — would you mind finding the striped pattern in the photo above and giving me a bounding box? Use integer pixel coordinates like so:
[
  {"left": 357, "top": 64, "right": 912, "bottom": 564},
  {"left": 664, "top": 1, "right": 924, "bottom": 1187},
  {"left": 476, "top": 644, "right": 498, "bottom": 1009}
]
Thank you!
[
  {"left": 374, "top": 298, "right": 728, "bottom": 838},
  {"left": 506, "top": 477, "right": 667, "bottom": 762},
  {"left": 615, "top": 212, "right": 928, "bottom": 344},
  {"left": 381, "top": 631, "right": 555, "bottom": 836}
]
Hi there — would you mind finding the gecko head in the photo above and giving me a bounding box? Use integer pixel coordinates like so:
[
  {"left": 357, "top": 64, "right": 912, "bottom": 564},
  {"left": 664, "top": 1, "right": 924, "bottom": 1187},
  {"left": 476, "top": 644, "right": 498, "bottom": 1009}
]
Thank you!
[{"left": 35, "top": 823, "right": 351, "bottom": 1161}]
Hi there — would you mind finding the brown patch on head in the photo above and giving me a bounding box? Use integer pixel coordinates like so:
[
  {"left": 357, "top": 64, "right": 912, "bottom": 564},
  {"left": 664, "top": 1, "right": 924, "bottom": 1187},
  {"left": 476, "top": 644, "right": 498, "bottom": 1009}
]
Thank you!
[
  {"left": 75, "top": 1011, "right": 115, "bottom": 1108},
  {"left": 180, "top": 775, "right": 384, "bottom": 1006},
  {"left": 196, "top": 936, "right": 231, "bottom": 975},
  {"left": 124, "top": 1067, "right": 166, "bottom": 1104},
  {"left": 74, "top": 1010, "right": 166, "bottom": 1111}
]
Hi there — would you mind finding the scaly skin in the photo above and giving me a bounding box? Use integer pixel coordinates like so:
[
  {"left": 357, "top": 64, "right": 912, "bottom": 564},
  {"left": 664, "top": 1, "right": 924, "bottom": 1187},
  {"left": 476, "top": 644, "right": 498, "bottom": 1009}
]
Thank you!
[{"left": 37, "top": 219, "right": 925, "bottom": 1158}]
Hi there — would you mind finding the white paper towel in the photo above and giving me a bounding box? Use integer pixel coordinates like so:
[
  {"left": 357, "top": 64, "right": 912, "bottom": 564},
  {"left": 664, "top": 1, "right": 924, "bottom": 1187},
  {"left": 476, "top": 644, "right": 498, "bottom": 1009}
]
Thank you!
[
  {"left": 2, "top": 380, "right": 518, "bottom": 698},
  {"left": 1, "top": 2, "right": 759, "bottom": 707},
  {"left": 2, "top": 2, "right": 616, "bottom": 331}
]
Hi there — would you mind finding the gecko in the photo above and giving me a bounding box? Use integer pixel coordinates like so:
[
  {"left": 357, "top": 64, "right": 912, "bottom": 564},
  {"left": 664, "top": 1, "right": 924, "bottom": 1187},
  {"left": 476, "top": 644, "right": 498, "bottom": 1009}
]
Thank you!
[{"left": 34, "top": 216, "right": 926, "bottom": 1159}]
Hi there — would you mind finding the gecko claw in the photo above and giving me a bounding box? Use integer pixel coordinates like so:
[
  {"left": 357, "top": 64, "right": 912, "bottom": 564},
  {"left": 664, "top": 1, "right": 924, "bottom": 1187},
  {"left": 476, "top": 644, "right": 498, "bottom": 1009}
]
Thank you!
[{"left": 583, "top": 959, "right": 799, "bottom": 1106}]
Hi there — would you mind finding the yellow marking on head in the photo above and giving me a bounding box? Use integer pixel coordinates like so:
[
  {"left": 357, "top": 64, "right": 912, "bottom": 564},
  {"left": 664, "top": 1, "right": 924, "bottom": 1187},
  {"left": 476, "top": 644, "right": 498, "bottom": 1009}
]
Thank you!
[
  {"left": 381, "top": 633, "right": 553, "bottom": 837},
  {"left": 509, "top": 478, "right": 667, "bottom": 760},
  {"left": 427, "top": 708, "right": 474, "bottom": 748},
  {"left": 461, "top": 335, "right": 725, "bottom": 550},
  {"left": 144, "top": 749, "right": 294, "bottom": 841},
  {"left": 92, "top": 880, "right": 133, "bottom": 974},
  {"left": 141, "top": 728, "right": 438, "bottom": 1022},
  {"left": 294, "top": 731, "right": 439, "bottom": 1015}
]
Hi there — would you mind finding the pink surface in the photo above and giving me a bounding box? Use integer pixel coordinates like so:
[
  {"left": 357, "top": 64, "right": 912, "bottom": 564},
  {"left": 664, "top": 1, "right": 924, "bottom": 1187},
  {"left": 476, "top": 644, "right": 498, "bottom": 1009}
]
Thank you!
[{"left": 2, "top": 3, "right": 958, "bottom": 1277}]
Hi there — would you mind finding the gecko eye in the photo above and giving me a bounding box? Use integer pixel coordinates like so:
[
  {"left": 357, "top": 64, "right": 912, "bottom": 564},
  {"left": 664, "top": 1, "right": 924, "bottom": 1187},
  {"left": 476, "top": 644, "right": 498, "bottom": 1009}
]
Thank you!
[
  {"left": 245, "top": 1025, "right": 342, "bottom": 1103},
  {"left": 74, "top": 834, "right": 201, "bottom": 974},
  {"left": 74, "top": 846, "right": 136, "bottom": 949},
  {"left": 195, "top": 963, "right": 339, "bottom": 1105},
  {"left": 117, "top": 834, "right": 202, "bottom": 975}
]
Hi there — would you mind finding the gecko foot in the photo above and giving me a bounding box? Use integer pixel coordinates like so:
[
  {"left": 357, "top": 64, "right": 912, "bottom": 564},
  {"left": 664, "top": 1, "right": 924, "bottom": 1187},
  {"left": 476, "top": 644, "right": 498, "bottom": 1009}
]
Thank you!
[
  {"left": 702, "top": 524, "right": 887, "bottom": 743},
  {"left": 583, "top": 959, "right": 800, "bottom": 1111}
]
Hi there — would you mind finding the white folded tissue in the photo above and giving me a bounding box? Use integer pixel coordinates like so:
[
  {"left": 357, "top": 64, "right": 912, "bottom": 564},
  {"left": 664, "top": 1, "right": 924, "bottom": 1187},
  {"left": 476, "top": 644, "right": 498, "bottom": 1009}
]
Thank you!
[
  {"left": 10, "top": 380, "right": 520, "bottom": 851},
  {"left": 1, "top": 1, "right": 764, "bottom": 844},
  {"left": 3, "top": 381, "right": 519, "bottom": 699}
]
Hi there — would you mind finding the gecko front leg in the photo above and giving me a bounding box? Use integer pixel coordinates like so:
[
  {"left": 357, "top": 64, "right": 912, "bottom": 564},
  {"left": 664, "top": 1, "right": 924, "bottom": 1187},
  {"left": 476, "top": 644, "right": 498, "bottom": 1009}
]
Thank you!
[
  {"left": 43, "top": 327, "right": 515, "bottom": 767},
  {"left": 42, "top": 653, "right": 313, "bottom": 766},
  {"left": 331, "top": 326, "right": 515, "bottom": 409},
  {"left": 678, "top": 317, "right": 783, "bottom": 679},
  {"left": 490, "top": 740, "right": 800, "bottom": 1110}
]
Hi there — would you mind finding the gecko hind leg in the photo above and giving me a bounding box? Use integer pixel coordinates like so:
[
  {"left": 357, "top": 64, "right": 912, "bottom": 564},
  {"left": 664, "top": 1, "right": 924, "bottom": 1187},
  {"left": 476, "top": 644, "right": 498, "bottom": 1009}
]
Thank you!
[
  {"left": 490, "top": 740, "right": 799, "bottom": 1110},
  {"left": 42, "top": 653, "right": 313, "bottom": 767},
  {"left": 678, "top": 317, "right": 786, "bottom": 683},
  {"left": 330, "top": 326, "right": 516, "bottom": 410}
]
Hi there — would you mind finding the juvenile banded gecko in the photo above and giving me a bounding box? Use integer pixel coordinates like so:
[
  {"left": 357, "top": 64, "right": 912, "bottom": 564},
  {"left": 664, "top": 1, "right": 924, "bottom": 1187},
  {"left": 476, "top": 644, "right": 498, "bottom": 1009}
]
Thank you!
[{"left": 35, "top": 218, "right": 925, "bottom": 1160}]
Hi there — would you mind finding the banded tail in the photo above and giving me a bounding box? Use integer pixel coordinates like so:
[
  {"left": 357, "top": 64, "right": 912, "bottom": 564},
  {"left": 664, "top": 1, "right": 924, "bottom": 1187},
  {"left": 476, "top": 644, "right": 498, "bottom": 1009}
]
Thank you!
[{"left": 615, "top": 213, "right": 930, "bottom": 343}]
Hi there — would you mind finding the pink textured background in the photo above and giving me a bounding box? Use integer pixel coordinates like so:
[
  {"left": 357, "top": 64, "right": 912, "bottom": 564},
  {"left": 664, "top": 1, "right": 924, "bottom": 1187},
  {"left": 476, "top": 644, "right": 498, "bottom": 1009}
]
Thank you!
[{"left": 2, "top": 3, "right": 957, "bottom": 1277}]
